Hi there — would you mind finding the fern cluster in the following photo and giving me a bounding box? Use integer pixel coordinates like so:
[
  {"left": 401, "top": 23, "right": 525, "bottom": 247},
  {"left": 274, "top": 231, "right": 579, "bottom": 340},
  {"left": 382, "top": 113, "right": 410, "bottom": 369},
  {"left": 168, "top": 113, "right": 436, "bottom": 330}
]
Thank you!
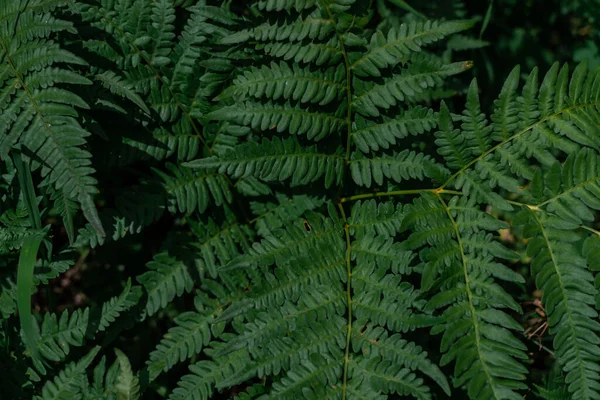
[{"left": 1, "top": 0, "right": 600, "bottom": 399}]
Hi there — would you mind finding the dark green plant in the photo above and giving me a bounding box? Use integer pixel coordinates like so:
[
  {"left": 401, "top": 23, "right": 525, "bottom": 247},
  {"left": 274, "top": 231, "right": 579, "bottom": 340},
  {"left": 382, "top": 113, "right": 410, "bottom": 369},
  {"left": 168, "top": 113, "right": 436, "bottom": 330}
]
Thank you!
[{"left": 1, "top": 1, "right": 600, "bottom": 399}]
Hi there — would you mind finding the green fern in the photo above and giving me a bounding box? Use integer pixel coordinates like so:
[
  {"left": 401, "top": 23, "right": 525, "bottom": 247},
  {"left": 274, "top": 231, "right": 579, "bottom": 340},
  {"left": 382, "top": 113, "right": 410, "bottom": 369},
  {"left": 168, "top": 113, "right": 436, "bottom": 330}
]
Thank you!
[
  {"left": 0, "top": 0, "right": 104, "bottom": 236},
  {"left": 35, "top": 346, "right": 100, "bottom": 400},
  {"left": 3, "top": 2, "right": 600, "bottom": 400}
]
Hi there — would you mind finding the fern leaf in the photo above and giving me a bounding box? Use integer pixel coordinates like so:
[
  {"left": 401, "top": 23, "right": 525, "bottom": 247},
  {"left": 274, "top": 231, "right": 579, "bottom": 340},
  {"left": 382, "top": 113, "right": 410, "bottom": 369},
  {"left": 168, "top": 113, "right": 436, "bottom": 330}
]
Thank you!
[
  {"left": 217, "top": 318, "right": 346, "bottom": 389},
  {"left": 348, "top": 200, "right": 405, "bottom": 239},
  {"left": 349, "top": 357, "right": 431, "bottom": 399},
  {"left": 183, "top": 137, "right": 346, "bottom": 189},
  {"left": 490, "top": 66, "right": 520, "bottom": 142},
  {"left": 0, "top": 1, "right": 104, "bottom": 235},
  {"left": 137, "top": 253, "right": 193, "bottom": 316},
  {"left": 350, "top": 19, "right": 476, "bottom": 77},
  {"left": 224, "top": 287, "right": 345, "bottom": 356},
  {"left": 256, "top": 0, "right": 319, "bottom": 12},
  {"left": 226, "top": 209, "right": 344, "bottom": 270},
  {"left": 48, "top": 188, "right": 78, "bottom": 244},
  {"left": 155, "top": 163, "right": 232, "bottom": 214},
  {"left": 352, "top": 325, "right": 451, "bottom": 396},
  {"left": 115, "top": 348, "right": 140, "bottom": 400},
  {"left": 435, "top": 101, "right": 471, "bottom": 169},
  {"left": 36, "top": 308, "right": 89, "bottom": 362},
  {"left": 349, "top": 150, "right": 437, "bottom": 188},
  {"left": 267, "top": 353, "right": 343, "bottom": 399},
  {"left": 250, "top": 194, "right": 325, "bottom": 237},
  {"left": 95, "top": 71, "right": 150, "bottom": 113},
  {"left": 120, "top": 127, "right": 201, "bottom": 162},
  {"left": 220, "top": 9, "right": 335, "bottom": 45},
  {"left": 352, "top": 235, "right": 414, "bottom": 274},
  {"left": 216, "top": 62, "right": 345, "bottom": 106},
  {"left": 168, "top": 348, "right": 251, "bottom": 400},
  {"left": 352, "top": 59, "right": 472, "bottom": 117},
  {"left": 462, "top": 79, "right": 493, "bottom": 156},
  {"left": 533, "top": 149, "right": 600, "bottom": 225},
  {"left": 189, "top": 213, "right": 254, "bottom": 278},
  {"left": 258, "top": 37, "right": 343, "bottom": 66},
  {"left": 405, "top": 193, "right": 527, "bottom": 399},
  {"left": 35, "top": 346, "right": 100, "bottom": 400},
  {"left": 516, "top": 209, "right": 600, "bottom": 399},
  {"left": 351, "top": 107, "right": 437, "bottom": 153},
  {"left": 442, "top": 62, "right": 600, "bottom": 206},
  {"left": 166, "top": 4, "right": 210, "bottom": 101},
  {"left": 97, "top": 279, "right": 142, "bottom": 332},
  {"left": 208, "top": 101, "right": 346, "bottom": 141},
  {"left": 148, "top": 0, "right": 176, "bottom": 63},
  {"left": 146, "top": 296, "right": 215, "bottom": 381}
]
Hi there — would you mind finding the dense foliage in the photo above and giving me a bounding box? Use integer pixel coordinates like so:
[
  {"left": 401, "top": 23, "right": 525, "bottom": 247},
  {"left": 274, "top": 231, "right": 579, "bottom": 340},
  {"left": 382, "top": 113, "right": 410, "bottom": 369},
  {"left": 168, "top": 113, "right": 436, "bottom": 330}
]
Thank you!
[{"left": 1, "top": 0, "right": 600, "bottom": 399}]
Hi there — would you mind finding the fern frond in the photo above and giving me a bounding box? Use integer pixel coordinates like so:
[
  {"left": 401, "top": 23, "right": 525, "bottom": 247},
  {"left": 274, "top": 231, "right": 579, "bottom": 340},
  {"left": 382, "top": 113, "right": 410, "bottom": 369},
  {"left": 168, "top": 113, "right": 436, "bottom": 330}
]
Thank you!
[
  {"left": 267, "top": 353, "right": 343, "bottom": 399},
  {"left": 532, "top": 149, "right": 600, "bottom": 225},
  {"left": 351, "top": 107, "right": 437, "bottom": 153},
  {"left": 221, "top": 9, "right": 335, "bottom": 45},
  {"left": 184, "top": 137, "right": 345, "bottom": 188},
  {"left": 49, "top": 189, "right": 78, "bottom": 245},
  {"left": 256, "top": 0, "right": 319, "bottom": 12},
  {"left": 137, "top": 252, "right": 193, "bottom": 316},
  {"left": 115, "top": 348, "right": 140, "bottom": 400},
  {"left": 258, "top": 37, "right": 343, "bottom": 66},
  {"left": 120, "top": 127, "right": 202, "bottom": 162},
  {"left": 514, "top": 206, "right": 600, "bottom": 399},
  {"left": 168, "top": 347, "right": 251, "bottom": 400},
  {"left": 348, "top": 357, "right": 431, "bottom": 399},
  {"left": 350, "top": 19, "right": 475, "bottom": 77},
  {"left": 148, "top": 0, "right": 176, "bottom": 63},
  {"left": 216, "top": 62, "right": 345, "bottom": 106},
  {"left": 440, "top": 62, "right": 600, "bottom": 202},
  {"left": 226, "top": 208, "right": 344, "bottom": 270},
  {"left": 352, "top": 325, "right": 451, "bottom": 395},
  {"left": 352, "top": 59, "right": 472, "bottom": 117},
  {"left": 405, "top": 193, "right": 527, "bottom": 399},
  {"left": 218, "top": 317, "right": 346, "bottom": 389},
  {"left": 35, "top": 308, "right": 89, "bottom": 362},
  {"left": 156, "top": 163, "right": 232, "bottom": 215},
  {"left": 97, "top": 279, "right": 142, "bottom": 332},
  {"left": 35, "top": 346, "right": 100, "bottom": 400},
  {"left": 0, "top": 1, "right": 104, "bottom": 235},
  {"left": 225, "top": 286, "right": 345, "bottom": 356},
  {"left": 352, "top": 274, "right": 435, "bottom": 332},
  {"left": 146, "top": 295, "right": 216, "bottom": 381},
  {"left": 250, "top": 194, "right": 325, "bottom": 237},
  {"left": 348, "top": 200, "right": 405, "bottom": 239},
  {"left": 188, "top": 212, "right": 254, "bottom": 278},
  {"left": 208, "top": 101, "right": 346, "bottom": 141},
  {"left": 349, "top": 150, "right": 438, "bottom": 188},
  {"left": 95, "top": 70, "right": 150, "bottom": 113},
  {"left": 352, "top": 234, "right": 414, "bottom": 274}
]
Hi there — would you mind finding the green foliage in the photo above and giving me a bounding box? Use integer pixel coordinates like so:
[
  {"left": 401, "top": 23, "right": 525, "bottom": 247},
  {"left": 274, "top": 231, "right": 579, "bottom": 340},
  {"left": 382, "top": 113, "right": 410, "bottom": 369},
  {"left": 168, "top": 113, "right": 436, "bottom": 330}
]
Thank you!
[{"left": 2, "top": 1, "right": 600, "bottom": 400}]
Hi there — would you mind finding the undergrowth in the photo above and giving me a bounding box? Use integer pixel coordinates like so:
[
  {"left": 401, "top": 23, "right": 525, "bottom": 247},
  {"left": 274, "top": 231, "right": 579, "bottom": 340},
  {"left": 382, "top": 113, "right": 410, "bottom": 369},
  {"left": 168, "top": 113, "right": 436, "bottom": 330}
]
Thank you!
[{"left": 1, "top": 0, "right": 600, "bottom": 399}]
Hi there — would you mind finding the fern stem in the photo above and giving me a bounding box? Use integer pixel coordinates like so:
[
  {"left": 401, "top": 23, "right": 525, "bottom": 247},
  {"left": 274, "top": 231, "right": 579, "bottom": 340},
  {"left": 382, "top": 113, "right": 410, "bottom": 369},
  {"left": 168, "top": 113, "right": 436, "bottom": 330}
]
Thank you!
[
  {"left": 437, "top": 194, "right": 501, "bottom": 399},
  {"left": 506, "top": 199, "right": 537, "bottom": 209},
  {"left": 336, "top": 202, "right": 353, "bottom": 400},
  {"left": 580, "top": 225, "right": 600, "bottom": 236},
  {"left": 339, "top": 188, "right": 461, "bottom": 203}
]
